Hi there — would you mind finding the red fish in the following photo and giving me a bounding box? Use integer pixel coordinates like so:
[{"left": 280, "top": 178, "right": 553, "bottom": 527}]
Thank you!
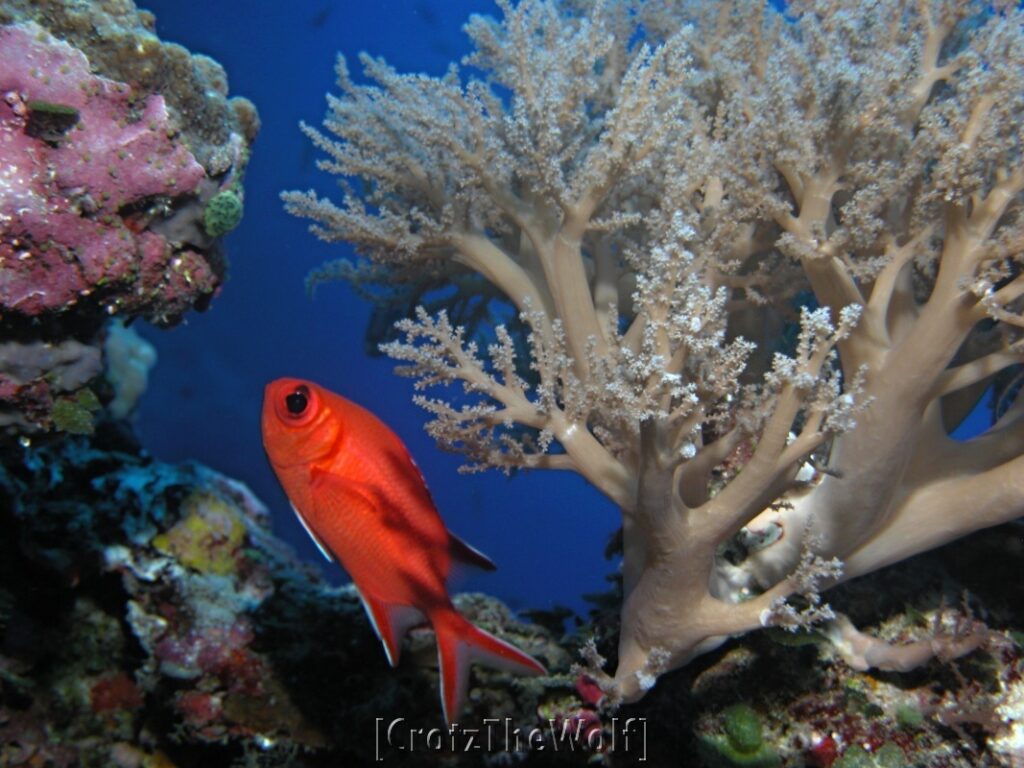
[{"left": 261, "top": 378, "right": 545, "bottom": 723}]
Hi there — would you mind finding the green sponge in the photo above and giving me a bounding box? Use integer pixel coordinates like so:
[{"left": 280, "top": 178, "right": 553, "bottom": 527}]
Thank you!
[
  {"left": 698, "top": 705, "right": 781, "bottom": 767},
  {"left": 834, "top": 742, "right": 908, "bottom": 768},
  {"left": 203, "top": 189, "right": 244, "bottom": 237},
  {"left": 52, "top": 388, "right": 101, "bottom": 435}
]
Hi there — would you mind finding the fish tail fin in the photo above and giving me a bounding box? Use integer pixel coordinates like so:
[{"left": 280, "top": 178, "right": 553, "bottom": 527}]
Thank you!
[{"left": 431, "top": 608, "right": 546, "bottom": 725}]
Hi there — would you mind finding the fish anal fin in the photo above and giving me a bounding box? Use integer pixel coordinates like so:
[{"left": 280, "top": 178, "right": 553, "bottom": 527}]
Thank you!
[
  {"left": 448, "top": 532, "right": 496, "bottom": 572},
  {"left": 432, "top": 609, "right": 546, "bottom": 725},
  {"left": 357, "top": 591, "right": 424, "bottom": 668}
]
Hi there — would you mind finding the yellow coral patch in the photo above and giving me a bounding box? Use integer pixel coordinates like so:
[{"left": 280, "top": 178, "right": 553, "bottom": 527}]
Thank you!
[{"left": 152, "top": 492, "right": 247, "bottom": 575}]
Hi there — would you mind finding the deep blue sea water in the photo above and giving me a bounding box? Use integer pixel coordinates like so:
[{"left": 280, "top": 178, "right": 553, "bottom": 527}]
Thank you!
[{"left": 133, "top": 0, "right": 619, "bottom": 615}]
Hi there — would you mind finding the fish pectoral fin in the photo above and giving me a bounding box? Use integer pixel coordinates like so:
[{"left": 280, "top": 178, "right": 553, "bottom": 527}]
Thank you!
[
  {"left": 357, "top": 591, "right": 424, "bottom": 668},
  {"left": 309, "top": 469, "right": 385, "bottom": 522},
  {"left": 448, "top": 532, "right": 497, "bottom": 572}
]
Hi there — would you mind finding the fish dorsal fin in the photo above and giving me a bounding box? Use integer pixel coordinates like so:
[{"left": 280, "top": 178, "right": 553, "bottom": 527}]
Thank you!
[
  {"left": 290, "top": 502, "right": 334, "bottom": 562},
  {"left": 356, "top": 590, "right": 424, "bottom": 667},
  {"left": 448, "top": 532, "right": 497, "bottom": 572}
]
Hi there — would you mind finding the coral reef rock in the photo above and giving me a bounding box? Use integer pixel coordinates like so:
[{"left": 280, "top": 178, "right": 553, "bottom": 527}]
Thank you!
[
  {"left": 0, "top": 428, "right": 569, "bottom": 766},
  {"left": 0, "top": 0, "right": 257, "bottom": 437}
]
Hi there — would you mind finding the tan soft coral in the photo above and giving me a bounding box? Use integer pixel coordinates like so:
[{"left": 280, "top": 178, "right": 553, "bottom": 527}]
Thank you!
[{"left": 285, "top": 0, "right": 1024, "bottom": 702}]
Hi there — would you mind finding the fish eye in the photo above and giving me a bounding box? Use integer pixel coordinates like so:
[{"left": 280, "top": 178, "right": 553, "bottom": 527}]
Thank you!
[{"left": 285, "top": 385, "right": 310, "bottom": 417}]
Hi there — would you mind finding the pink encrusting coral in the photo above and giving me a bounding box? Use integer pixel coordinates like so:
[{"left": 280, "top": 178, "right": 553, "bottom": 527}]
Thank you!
[{"left": 0, "top": 21, "right": 214, "bottom": 322}]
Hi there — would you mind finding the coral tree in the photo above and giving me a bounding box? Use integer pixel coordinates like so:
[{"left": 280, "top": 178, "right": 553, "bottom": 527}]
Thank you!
[
  {"left": 286, "top": 0, "right": 1024, "bottom": 705},
  {"left": 0, "top": 0, "right": 257, "bottom": 435}
]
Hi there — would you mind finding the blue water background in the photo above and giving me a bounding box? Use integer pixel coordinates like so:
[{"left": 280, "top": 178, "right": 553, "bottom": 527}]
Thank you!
[{"left": 135, "top": 0, "right": 618, "bottom": 615}]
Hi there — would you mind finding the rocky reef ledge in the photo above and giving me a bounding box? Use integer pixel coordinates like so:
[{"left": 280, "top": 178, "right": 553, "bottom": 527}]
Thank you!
[
  {"left": 0, "top": 425, "right": 572, "bottom": 767},
  {"left": 1, "top": 0, "right": 256, "bottom": 435}
]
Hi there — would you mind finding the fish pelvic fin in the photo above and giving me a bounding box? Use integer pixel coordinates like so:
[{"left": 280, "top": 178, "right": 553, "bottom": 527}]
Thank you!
[
  {"left": 431, "top": 608, "right": 546, "bottom": 726},
  {"left": 289, "top": 502, "right": 334, "bottom": 562}
]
